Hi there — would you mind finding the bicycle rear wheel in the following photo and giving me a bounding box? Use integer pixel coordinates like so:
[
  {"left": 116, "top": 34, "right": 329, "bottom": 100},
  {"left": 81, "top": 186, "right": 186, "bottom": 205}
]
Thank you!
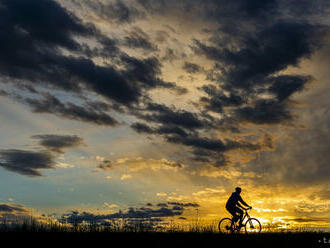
[
  {"left": 245, "top": 218, "right": 261, "bottom": 233},
  {"left": 218, "top": 218, "right": 233, "bottom": 233}
]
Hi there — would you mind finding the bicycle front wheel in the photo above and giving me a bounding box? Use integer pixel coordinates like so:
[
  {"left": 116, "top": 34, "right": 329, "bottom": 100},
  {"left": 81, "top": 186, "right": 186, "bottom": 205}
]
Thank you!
[
  {"left": 218, "top": 218, "right": 233, "bottom": 233},
  {"left": 245, "top": 218, "right": 261, "bottom": 233}
]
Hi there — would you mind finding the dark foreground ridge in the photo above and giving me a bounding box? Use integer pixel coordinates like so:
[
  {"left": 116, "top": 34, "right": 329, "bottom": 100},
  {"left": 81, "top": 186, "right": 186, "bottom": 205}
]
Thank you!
[{"left": 1, "top": 232, "right": 329, "bottom": 248}]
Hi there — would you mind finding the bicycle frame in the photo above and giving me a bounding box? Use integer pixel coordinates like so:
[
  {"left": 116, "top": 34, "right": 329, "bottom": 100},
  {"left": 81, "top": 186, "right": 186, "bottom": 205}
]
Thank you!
[
  {"left": 230, "top": 209, "right": 250, "bottom": 229},
  {"left": 242, "top": 209, "right": 250, "bottom": 224}
]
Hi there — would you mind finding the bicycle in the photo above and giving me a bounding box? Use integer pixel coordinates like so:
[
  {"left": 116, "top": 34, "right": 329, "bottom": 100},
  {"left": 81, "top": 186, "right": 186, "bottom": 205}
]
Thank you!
[{"left": 218, "top": 208, "right": 261, "bottom": 233}]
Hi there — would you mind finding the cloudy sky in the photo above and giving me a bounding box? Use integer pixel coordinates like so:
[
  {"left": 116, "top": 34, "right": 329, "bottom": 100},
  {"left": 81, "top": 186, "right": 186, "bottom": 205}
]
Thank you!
[{"left": 0, "top": 0, "right": 330, "bottom": 229}]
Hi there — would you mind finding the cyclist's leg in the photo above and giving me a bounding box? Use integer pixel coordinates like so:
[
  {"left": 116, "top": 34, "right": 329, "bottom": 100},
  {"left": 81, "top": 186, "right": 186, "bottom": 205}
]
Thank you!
[
  {"left": 227, "top": 207, "right": 238, "bottom": 224},
  {"left": 235, "top": 207, "right": 244, "bottom": 226}
]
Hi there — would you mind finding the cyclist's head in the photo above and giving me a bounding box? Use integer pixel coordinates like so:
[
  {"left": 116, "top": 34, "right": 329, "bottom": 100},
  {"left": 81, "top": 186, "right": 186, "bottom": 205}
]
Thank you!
[{"left": 235, "top": 187, "right": 242, "bottom": 194}]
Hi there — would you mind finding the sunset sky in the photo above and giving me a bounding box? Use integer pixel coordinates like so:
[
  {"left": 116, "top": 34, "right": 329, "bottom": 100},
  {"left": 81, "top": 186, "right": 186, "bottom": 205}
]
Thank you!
[{"left": 0, "top": 0, "right": 329, "bottom": 229}]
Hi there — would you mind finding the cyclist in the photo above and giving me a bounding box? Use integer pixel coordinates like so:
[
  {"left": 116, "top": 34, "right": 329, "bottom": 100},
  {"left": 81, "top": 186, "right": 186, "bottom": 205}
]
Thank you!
[{"left": 225, "top": 187, "right": 252, "bottom": 229}]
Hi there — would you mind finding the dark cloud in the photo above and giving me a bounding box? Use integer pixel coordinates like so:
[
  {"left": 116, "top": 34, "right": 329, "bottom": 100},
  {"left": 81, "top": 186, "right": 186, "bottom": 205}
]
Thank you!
[
  {"left": 190, "top": 148, "right": 228, "bottom": 166},
  {"left": 0, "top": 149, "right": 55, "bottom": 177},
  {"left": 61, "top": 206, "right": 183, "bottom": 225},
  {"left": 85, "top": 100, "right": 127, "bottom": 114},
  {"left": 190, "top": 3, "right": 328, "bottom": 133},
  {"left": 139, "top": 103, "right": 205, "bottom": 130},
  {"left": 131, "top": 122, "right": 189, "bottom": 137},
  {"left": 124, "top": 27, "right": 158, "bottom": 52},
  {"left": 31, "top": 134, "right": 84, "bottom": 153},
  {"left": 167, "top": 135, "right": 226, "bottom": 152},
  {"left": 98, "top": 160, "right": 113, "bottom": 171},
  {"left": 124, "top": 35, "right": 156, "bottom": 51},
  {"left": 0, "top": 0, "right": 109, "bottom": 91},
  {"left": 120, "top": 55, "right": 161, "bottom": 88},
  {"left": 24, "top": 93, "right": 119, "bottom": 126},
  {"left": 118, "top": 54, "right": 186, "bottom": 95},
  {"left": 205, "top": 0, "right": 278, "bottom": 23},
  {"left": 172, "top": 206, "right": 184, "bottom": 211},
  {"left": 167, "top": 202, "right": 200, "bottom": 207},
  {"left": 160, "top": 82, "right": 188, "bottom": 95},
  {"left": 161, "top": 48, "right": 187, "bottom": 62},
  {"left": 60, "top": 200, "right": 202, "bottom": 227},
  {"left": 199, "top": 84, "right": 244, "bottom": 113},
  {"left": 131, "top": 122, "right": 155, "bottom": 134},
  {"left": 194, "top": 22, "right": 322, "bottom": 91},
  {"left": 130, "top": 98, "right": 265, "bottom": 166},
  {"left": 0, "top": 204, "right": 28, "bottom": 213},
  {"left": 156, "top": 203, "right": 168, "bottom": 207},
  {"left": 157, "top": 125, "right": 189, "bottom": 137},
  {"left": 280, "top": 0, "right": 330, "bottom": 19},
  {"left": 0, "top": 0, "right": 185, "bottom": 128},
  {"left": 0, "top": 0, "right": 137, "bottom": 104},
  {"left": 131, "top": 114, "right": 261, "bottom": 166},
  {"left": 85, "top": 0, "right": 145, "bottom": 24},
  {"left": 167, "top": 135, "right": 260, "bottom": 153},
  {"left": 268, "top": 75, "right": 312, "bottom": 102},
  {"left": 0, "top": 133, "right": 83, "bottom": 177},
  {"left": 182, "top": 62, "right": 203, "bottom": 74},
  {"left": 55, "top": 56, "right": 141, "bottom": 105},
  {"left": 163, "top": 135, "right": 261, "bottom": 167},
  {"left": 137, "top": 0, "right": 278, "bottom": 36},
  {"left": 0, "top": 0, "right": 93, "bottom": 50},
  {"left": 235, "top": 99, "right": 292, "bottom": 125},
  {"left": 137, "top": 0, "right": 328, "bottom": 38}
]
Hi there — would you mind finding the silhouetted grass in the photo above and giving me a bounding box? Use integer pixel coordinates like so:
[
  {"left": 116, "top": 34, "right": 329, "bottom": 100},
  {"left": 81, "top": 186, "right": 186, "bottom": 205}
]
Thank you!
[
  {"left": 0, "top": 229, "right": 328, "bottom": 248},
  {"left": 0, "top": 218, "right": 329, "bottom": 248},
  {"left": 0, "top": 217, "right": 328, "bottom": 233}
]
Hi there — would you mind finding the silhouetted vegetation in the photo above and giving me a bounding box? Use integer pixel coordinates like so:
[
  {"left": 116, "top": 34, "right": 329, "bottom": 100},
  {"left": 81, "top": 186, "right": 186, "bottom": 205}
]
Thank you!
[{"left": 0, "top": 219, "right": 328, "bottom": 248}]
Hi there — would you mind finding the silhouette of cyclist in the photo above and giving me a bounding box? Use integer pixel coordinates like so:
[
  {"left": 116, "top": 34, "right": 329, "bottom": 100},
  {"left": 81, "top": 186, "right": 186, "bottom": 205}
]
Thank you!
[{"left": 226, "top": 187, "right": 252, "bottom": 228}]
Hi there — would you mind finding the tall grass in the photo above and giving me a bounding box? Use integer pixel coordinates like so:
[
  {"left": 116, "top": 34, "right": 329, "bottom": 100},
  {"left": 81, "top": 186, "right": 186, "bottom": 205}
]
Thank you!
[{"left": 0, "top": 217, "right": 326, "bottom": 233}]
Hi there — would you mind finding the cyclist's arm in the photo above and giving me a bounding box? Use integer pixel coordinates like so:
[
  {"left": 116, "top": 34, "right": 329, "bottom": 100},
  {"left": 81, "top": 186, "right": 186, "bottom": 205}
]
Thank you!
[
  {"left": 238, "top": 195, "right": 251, "bottom": 208},
  {"left": 237, "top": 202, "right": 251, "bottom": 211},
  {"left": 236, "top": 202, "right": 245, "bottom": 209}
]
